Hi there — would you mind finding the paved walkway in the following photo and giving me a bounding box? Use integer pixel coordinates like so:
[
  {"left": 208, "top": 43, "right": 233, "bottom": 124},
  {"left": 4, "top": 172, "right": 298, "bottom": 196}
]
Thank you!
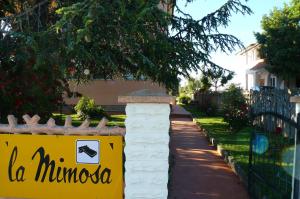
[
  {"left": 169, "top": 118, "right": 250, "bottom": 199},
  {"left": 171, "top": 105, "right": 192, "bottom": 118}
]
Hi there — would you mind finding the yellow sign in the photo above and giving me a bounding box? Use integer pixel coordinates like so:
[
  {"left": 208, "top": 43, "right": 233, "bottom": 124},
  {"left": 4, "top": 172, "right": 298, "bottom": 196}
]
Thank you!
[{"left": 0, "top": 134, "right": 123, "bottom": 199}]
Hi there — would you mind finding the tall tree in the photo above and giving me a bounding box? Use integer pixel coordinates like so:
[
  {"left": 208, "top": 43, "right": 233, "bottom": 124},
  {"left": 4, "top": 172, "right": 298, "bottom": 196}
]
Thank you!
[
  {"left": 0, "top": 0, "right": 72, "bottom": 119},
  {"left": 201, "top": 66, "right": 234, "bottom": 91},
  {"left": 0, "top": 0, "right": 252, "bottom": 117},
  {"left": 255, "top": 0, "right": 300, "bottom": 80},
  {"left": 179, "top": 77, "right": 202, "bottom": 96},
  {"left": 52, "top": 0, "right": 251, "bottom": 91}
]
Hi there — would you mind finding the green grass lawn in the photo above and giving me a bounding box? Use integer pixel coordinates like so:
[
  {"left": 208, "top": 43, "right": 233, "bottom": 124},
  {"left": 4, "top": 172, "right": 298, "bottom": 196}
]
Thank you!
[
  {"left": 182, "top": 104, "right": 294, "bottom": 198},
  {"left": 182, "top": 104, "right": 252, "bottom": 172},
  {"left": 52, "top": 113, "right": 126, "bottom": 127}
]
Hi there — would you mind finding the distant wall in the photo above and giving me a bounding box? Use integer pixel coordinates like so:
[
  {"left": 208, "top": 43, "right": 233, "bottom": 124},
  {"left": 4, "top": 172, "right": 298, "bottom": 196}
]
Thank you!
[
  {"left": 193, "top": 92, "right": 223, "bottom": 111},
  {"left": 64, "top": 80, "right": 166, "bottom": 106}
]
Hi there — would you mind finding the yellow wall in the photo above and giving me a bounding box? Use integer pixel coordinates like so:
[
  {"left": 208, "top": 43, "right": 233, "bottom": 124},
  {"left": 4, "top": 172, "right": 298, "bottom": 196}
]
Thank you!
[{"left": 0, "top": 134, "right": 123, "bottom": 199}]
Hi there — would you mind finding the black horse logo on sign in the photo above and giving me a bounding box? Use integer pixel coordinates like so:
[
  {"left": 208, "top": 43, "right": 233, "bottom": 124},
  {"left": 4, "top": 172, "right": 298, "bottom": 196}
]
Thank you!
[{"left": 78, "top": 145, "right": 97, "bottom": 158}]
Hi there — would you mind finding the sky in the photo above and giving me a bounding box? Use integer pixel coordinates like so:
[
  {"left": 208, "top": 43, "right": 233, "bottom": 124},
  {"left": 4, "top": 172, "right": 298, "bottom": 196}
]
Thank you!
[{"left": 176, "top": 0, "right": 290, "bottom": 88}]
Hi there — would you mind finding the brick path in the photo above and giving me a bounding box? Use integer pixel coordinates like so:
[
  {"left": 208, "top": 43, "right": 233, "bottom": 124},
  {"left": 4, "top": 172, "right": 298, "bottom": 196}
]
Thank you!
[
  {"left": 169, "top": 118, "right": 250, "bottom": 199},
  {"left": 171, "top": 105, "right": 192, "bottom": 117}
]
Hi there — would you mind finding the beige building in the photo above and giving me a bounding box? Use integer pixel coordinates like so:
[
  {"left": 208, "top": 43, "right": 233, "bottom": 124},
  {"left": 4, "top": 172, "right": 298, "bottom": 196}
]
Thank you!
[
  {"left": 239, "top": 43, "right": 300, "bottom": 91},
  {"left": 239, "top": 43, "right": 285, "bottom": 91},
  {"left": 64, "top": 80, "right": 167, "bottom": 111}
]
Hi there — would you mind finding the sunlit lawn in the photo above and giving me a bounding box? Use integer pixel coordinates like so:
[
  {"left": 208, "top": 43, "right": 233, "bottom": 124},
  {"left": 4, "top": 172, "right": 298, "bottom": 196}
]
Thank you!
[
  {"left": 182, "top": 104, "right": 251, "bottom": 172},
  {"left": 52, "top": 113, "right": 125, "bottom": 127},
  {"left": 181, "top": 103, "right": 295, "bottom": 198}
]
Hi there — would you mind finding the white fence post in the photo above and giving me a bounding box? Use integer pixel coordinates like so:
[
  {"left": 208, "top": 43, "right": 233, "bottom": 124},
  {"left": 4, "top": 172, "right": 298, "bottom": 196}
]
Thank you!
[{"left": 119, "top": 90, "right": 174, "bottom": 199}]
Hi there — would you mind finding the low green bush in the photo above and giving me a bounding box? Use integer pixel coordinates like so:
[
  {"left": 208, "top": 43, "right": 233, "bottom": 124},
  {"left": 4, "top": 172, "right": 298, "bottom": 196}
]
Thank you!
[
  {"left": 204, "top": 103, "right": 219, "bottom": 116},
  {"left": 222, "top": 84, "right": 249, "bottom": 132},
  {"left": 177, "top": 94, "right": 191, "bottom": 104},
  {"left": 74, "top": 96, "right": 106, "bottom": 119}
]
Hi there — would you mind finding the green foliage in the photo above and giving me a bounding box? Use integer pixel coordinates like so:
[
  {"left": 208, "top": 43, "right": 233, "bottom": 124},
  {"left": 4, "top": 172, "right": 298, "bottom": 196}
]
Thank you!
[
  {"left": 199, "top": 75, "right": 212, "bottom": 92},
  {"left": 177, "top": 93, "right": 191, "bottom": 105},
  {"left": 186, "top": 78, "right": 202, "bottom": 94},
  {"left": 0, "top": 0, "right": 73, "bottom": 120},
  {"left": 204, "top": 102, "right": 219, "bottom": 116},
  {"left": 74, "top": 96, "right": 106, "bottom": 119},
  {"left": 0, "top": 0, "right": 252, "bottom": 117},
  {"left": 201, "top": 67, "right": 234, "bottom": 91},
  {"left": 52, "top": 0, "right": 252, "bottom": 91},
  {"left": 255, "top": 0, "right": 300, "bottom": 80},
  {"left": 0, "top": 33, "right": 68, "bottom": 121},
  {"left": 179, "top": 77, "right": 202, "bottom": 97},
  {"left": 222, "top": 84, "right": 249, "bottom": 132}
]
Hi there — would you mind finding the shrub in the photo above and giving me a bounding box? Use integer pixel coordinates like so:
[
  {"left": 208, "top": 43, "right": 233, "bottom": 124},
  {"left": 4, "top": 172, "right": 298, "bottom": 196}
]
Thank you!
[
  {"left": 177, "top": 94, "right": 191, "bottom": 104},
  {"left": 74, "top": 96, "right": 106, "bottom": 119},
  {"left": 204, "top": 103, "right": 218, "bottom": 116},
  {"left": 195, "top": 91, "right": 221, "bottom": 116},
  {"left": 222, "top": 84, "right": 249, "bottom": 132},
  {"left": 0, "top": 32, "right": 69, "bottom": 122}
]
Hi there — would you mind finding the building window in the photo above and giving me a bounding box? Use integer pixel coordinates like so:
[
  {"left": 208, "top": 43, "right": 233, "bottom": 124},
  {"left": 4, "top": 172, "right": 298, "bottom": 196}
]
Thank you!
[{"left": 270, "top": 77, "right": 276, "bottom": 87}]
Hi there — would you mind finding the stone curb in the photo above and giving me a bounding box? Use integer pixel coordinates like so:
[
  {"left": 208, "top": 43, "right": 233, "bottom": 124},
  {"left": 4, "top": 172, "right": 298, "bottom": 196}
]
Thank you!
[{"left": 192, "top": 119, "right": 249, "bottom": 188}]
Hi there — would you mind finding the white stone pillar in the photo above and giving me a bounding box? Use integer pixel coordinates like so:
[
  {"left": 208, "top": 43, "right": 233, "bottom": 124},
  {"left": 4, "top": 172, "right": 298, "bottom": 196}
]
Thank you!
[{"left": 119, "top": 90, "right": 174, "bottom": 199}]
